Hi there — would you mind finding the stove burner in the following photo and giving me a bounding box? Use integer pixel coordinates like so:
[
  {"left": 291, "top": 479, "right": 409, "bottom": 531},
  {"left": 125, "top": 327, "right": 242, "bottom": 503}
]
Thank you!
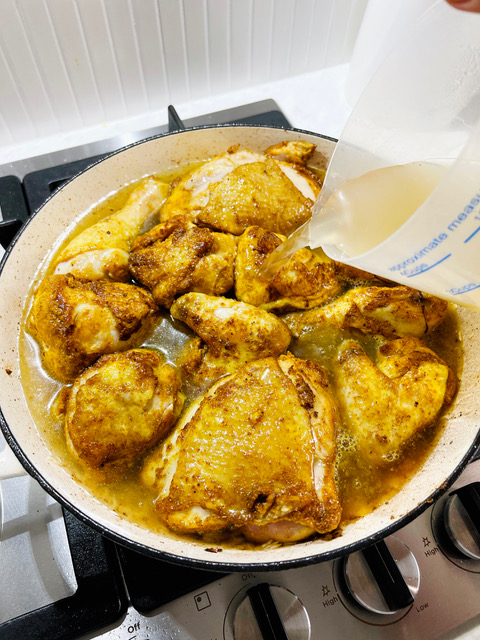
[{"left": 0, "top": 176, "right": 28, "bottom": 251}]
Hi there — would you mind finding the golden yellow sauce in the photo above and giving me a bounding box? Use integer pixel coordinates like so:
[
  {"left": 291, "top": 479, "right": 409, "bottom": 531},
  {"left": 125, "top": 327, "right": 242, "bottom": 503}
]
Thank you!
[
  {"left": 290, "top": 308, "right": 462, "bottom": 524},
  {"left": 19, "top": 172, "right": 463, "bottom": 548}
]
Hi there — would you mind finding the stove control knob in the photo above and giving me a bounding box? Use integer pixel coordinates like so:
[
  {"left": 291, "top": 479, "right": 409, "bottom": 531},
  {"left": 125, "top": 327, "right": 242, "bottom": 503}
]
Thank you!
[
  {"left": 342, "top": 537, "right": 420, "bottom": 615},
  {"left": 444, "top": 482, "right": 480, "bottom": 560},
  {"left": 233, "top": 583, "right": 310, "bottom": 640}
]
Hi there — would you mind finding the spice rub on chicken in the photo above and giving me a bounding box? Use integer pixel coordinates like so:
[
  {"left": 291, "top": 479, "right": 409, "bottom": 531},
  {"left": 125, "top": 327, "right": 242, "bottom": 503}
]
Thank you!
[
  {"left": 234, "top": 225, "right": 343, "bottom": 312},
  {"left": 141, "top": 354, "right": 341, "bottom": 541},
  {"left": 54, "top": 177, "right": 169, "bottom": 282},
  {"left": 283, "top": 286, "right": 448, "bottom": 339},
  {"left": 64, "top": 349, "right": 184, "bottom": 470},
  {"left": 171, "top": 292, "right": 291, "bottom": 388},
  {"left": 128, "top": 220, "right": 237, "bottom": 308},
  {"left": 334, "top": 337, "right": 456, "bottom": 465},
  {"left": 28, "top": 274, "right": 158, "bottom": 383},
  {"left": 158, "top": 141, "right": 322, "bottom": 236}
]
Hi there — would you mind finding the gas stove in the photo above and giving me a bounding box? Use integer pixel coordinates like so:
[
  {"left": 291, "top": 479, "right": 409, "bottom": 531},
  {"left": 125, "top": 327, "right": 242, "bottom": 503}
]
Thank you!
[{"left": 1, "top": 100, "right": 480, "bottom": 640}]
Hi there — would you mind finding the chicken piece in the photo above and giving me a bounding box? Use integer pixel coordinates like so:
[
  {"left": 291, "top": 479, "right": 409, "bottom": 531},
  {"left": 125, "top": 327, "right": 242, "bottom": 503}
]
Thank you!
[
  {"left": 170, "top": 293, "right": 291, "bottom": 387},
  {"left": 158, "top": 145, "right": 321, "bottom": 235},
  {"left": 141, "top": 354, "right": 341, "bottom": 541},
  {"left": 333, "top": 262, "right": 388, "bottom": 285},
  {"left": 334, "top": 337, "right": 456, "bottom": 464},
  {"left": 64, "top": 349, "right": 184, "bottom": 469},
  {"left": 283, "top": 286, "right": 448, "bottom": 339},
  {"left": 235, "top": 226, "right": 343, "bottom": 312},
  {"left": 265, "top": 140, "right": 317, "bottom": 165},
  {"left": 54, "top": 177, "right": 169, "bottom": 281},
  {"left": 128, "top": 221, "right": 237, "bottom": 308},
  {"left": 28, "top": 274, "right": 158, "bottom": 383}
]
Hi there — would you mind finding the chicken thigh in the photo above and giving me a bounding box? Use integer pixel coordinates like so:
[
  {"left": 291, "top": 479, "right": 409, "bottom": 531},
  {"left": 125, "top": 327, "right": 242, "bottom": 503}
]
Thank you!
[
  {"left": 141, "top": 353, "right": 341, "bottom": 541},
  {"left": 170, "top": 292, "right": 291, "bottom": 387},
  {"left": 28, "top": 274, "right": 158, "bottom": 382},
  {"left": 129, "top": 221, "right": 237, "bottom": 308},
  {"left": 235, "top": 225, "right": 343, "bottom": 312},
  {"left": 65, "top": 349, "right": 184, "bottom": 469},
  {"left": 158, "top": 143, "right": 321, "bottom": 235},
  {"left": 283, "top": 286, "right": 448, "bottom": 339},
  {"left": 54, "top": 177, "right": 169, "bottom": 281},
  {"left": 334, "top": 337, "right": 456, "bottom": 464}
]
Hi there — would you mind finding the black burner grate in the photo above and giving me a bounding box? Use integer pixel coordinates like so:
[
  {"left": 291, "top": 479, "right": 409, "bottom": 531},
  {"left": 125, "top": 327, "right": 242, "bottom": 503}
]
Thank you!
[
  {"left": 0, "top": 511, "right": 128, "bottom": 640},
  {"left": 0, "top": 176, "right": 29, "bottom": 250}
]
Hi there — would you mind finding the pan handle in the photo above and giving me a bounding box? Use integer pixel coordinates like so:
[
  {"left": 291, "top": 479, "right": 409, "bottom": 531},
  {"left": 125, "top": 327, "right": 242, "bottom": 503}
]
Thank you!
[{"left": 0, "top": 442, "right": 26, "bottom": 480}]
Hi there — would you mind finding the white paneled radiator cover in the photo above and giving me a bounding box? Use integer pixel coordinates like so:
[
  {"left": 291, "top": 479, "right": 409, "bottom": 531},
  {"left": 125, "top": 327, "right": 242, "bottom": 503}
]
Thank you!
[{"left": 0, "top": 0, "right": 366, "bottom": 147}]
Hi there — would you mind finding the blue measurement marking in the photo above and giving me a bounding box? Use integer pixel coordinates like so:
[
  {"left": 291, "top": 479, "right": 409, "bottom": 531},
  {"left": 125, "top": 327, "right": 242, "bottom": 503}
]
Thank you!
[
  {"left": 464, "top": 225, "right": 480, "bottom": 244},
  {"left": 406, "top": 253, "right": 452, "bottom": 277},
  {"left": 451, "top": 283, "right": 480, "bottom": 295}
]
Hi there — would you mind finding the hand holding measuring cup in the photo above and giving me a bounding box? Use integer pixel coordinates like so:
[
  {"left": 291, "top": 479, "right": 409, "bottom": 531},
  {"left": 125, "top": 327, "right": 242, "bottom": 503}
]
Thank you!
[{"left": 445, "top": 0, "right": 480, "bottom": 13}]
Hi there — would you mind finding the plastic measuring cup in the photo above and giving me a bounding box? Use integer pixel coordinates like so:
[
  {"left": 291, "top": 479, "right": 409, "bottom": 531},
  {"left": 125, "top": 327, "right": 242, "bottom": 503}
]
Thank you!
[{"left": 268, "top": 0, "right": 480, "bottom": 309}]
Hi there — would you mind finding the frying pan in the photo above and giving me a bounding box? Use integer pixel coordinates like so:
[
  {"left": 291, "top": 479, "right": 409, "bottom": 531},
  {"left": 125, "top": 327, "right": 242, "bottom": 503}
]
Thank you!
[{"left": 1, "top": 124, "right": 479, "bottom": 571}]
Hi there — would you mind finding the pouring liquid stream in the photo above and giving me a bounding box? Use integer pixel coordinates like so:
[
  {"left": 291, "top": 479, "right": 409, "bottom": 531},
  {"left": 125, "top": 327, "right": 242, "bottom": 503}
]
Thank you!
[{"left": 264, "top": 162, "right": 447, "bottom": 277}]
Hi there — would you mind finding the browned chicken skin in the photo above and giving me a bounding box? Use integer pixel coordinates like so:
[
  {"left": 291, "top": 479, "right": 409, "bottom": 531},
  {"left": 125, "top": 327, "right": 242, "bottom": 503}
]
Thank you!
[
  {"left": 141, "top": 354, "right": 341, "bottom": 541},
  {"left": 265, "top": 140, "right": 317, "bottom": 165},
  {"left": 283, "top": 286, "right": 448, "bottom": 339},
  {"left": 170, "top": 292, "right": 291, "bottom": 387},
  {"left": 129, "top": 221, "right": 237, "bottom": 308},
  {"left": 334, "top": 337, "right": 456, "bottom": 464},
  {"left": 235, "top": 225, "right": 343, "bottom": 312},
  {"left": 158, "top": 143, "right": 321, "bottom": 235},
  {"left": 28, "top": 274, "right": 158, "bottom": 382},
  {"left": 65, "top": 349, "right": 184, "bottom": 469},
  {"left": 54, "top": 177, "right": 169, "bottom": 281}
]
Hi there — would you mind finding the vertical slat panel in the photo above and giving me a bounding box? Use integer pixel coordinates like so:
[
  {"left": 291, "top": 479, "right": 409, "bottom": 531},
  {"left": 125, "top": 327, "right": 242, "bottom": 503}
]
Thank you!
[
  {"left": 129, "top": 0, "right": 170, "bottom": 111},
  {"left": 74, "top": 0, "right": 126, "bottom": 121},
  {"left": 104, "top": 0, "right": 149, "bottom": 116},
  {"left": 250, "top": 0, "right": 274, "bottom": 86},
  {"left": 229, "top": 0, "right": 253, "bottom": 90},
  {"left": 289, "top": 0, "right": 316, "bottom": 75},
  {"left": 0, "top": 47, "right": 36, "bottom": 145},
  {"left": 183, "top": 0, "right": 211, "bottom": 98},
  {"left": 0, "top": 107, "right": 15, "bottom": 147},
  {"left": 206, "top": 0, "right": 230, "bottom": 95},
  {"left": 269, "top": 0, "right": 296, "bottom": 81},
  {"left": 157, "top": 0, "right": 190, "bottom": 103},
  {"left": 0, "top": 0, "right": 369, "bottom": 147},
  {"left": 0, "top": 0, "right": 37, "bottom": 146},
  {"left": 306, "top": 0, "right": 333, "bottom": 72},
  {"left": 14, "top": 0, "right": 83, "bottom": 132},
  {"left": 46, "top": 0, "right": 104, "bottom": 127},
  {"left": 1, "top": 0, "right": 56, "bottom": 137},
  {"left": 324, "top": 1, "right": 354, "bottom": 67}
]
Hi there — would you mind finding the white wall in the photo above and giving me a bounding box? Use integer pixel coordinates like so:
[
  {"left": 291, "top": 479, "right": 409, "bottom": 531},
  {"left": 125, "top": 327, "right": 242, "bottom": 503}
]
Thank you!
[{"left": 0, "top": 0, "right": 367, "bottom": 147}]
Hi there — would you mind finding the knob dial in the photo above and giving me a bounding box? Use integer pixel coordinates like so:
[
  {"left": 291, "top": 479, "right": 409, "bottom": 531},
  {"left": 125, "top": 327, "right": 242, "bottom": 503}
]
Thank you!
[
  {"left": 343, "top": 537, "right": 420, "bottom": 615},
  {"left": 233, "top": 583, "right": 310, "bottom": 640},
  {"left": 444, "top": 482, "right": 480, "bottom": 560}
]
